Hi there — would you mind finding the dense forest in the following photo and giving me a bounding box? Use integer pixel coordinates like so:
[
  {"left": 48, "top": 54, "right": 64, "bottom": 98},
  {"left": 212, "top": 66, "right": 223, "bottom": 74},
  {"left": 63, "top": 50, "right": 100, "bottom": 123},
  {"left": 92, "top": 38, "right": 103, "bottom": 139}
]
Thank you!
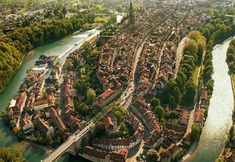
[
  {"left": 0, "top": 12, "right": 98, "bottom": 93},
  {"left": 0, "top": 144, "right": 26, "bottom": 162}
]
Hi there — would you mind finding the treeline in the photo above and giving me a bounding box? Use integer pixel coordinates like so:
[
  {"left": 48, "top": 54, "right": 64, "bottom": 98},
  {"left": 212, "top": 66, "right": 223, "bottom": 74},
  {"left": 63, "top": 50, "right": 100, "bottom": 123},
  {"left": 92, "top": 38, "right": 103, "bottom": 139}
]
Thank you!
[
  {"left": 161, "top": 31, "right": 206, "bottom": 108},
  {"left": 160, "top": 10, "right": 235, "bottom": 108},
  {"left": 200, "top": 12, "right": 235, "bottom": 94},
  {"left": 0, "top": 13, "right": 93, "bottom": 93},
  {"left": 226, "top": 39, "right": 235, "bottom": 74}
]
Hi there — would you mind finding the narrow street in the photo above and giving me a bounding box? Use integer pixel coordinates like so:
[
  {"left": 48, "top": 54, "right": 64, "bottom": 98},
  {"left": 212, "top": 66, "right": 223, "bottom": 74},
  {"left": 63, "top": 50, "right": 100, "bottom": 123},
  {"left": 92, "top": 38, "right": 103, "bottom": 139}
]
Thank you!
[{"left": 120, "top": 34, "right": 151, "bottom": 109}]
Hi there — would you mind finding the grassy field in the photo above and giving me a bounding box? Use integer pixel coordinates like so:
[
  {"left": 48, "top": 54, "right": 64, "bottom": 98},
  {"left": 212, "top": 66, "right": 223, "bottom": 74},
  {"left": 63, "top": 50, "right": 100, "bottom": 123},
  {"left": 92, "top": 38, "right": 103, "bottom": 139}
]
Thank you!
[
  {"left": 192, "top": 66, "right": 200, "bottom": 86},
  {"left": 233, "top": 75, "right": 235, "bottom": 98}
]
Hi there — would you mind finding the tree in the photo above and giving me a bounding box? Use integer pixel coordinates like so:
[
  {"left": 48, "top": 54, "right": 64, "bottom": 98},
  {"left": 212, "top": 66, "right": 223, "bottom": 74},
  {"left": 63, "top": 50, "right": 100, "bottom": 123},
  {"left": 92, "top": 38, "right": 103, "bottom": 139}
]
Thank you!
[
  {"left": 86, "top": 88, "right": 96, "bottom": 104},
  {"left": 42, "top": 91, "right": 48, "bottom": 100},
  {"left": 146, "top": 149, "right": 158, "bottom": 162},
  {"left": 45, "top": 135, "right": 52, "bottom": 144},
  {"left": 182, "top": 80, "right": 196, "bottom": 107},
  {"left": 151, "top": 97, "right": 160, "bottom": 108},
  {"left": 197, "top": 38, "right": 207, "bottom": 64},
  {"left": 128, "top": 0, "right": 135, "bottom": 25},
  {"left": 119, "top": 122, "right": 128, "bottom": 132},
  {"left": 169, "top": 110, "right": 179, "bottom": 119},
  {"left": 169, "top": 95, "right": 176, "bottom": 108},
  {"left": 190, "top": 124, "right": 201, "bottom": 142},
  {"left": 184, "top": 39, "right": 198, "bottom": 54},
  {"left": 228, "top": 62, "right": 235, "bottom": 73},
  {"left": 154, "top": 106, "right": 166, "bottom": 120},
  {"left": 188, "top": 31, "right": 203, "bottom": 41},
  {"left": 95, "top": 121, "right": 106, "bottom": 137},
  {"left": 0, "top": 144, "right": 26, "bottom": 162},
  {"left": 203, "top": 65, "right": 213, "bottom": 82}
]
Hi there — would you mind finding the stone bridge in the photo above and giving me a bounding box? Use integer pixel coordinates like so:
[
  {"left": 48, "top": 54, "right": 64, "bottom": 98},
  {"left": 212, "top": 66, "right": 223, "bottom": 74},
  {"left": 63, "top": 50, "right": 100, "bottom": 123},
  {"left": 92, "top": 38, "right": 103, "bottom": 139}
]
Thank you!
[{"left": 42, "top": 121, "right": 96, "bottom": 162}]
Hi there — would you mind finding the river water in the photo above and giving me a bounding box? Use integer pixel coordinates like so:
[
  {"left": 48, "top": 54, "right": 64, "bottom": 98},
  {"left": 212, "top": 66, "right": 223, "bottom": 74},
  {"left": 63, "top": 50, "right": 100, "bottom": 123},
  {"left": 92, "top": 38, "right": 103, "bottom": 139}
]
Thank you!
[
  {"left": 0, "top": 29, "right": 99, "bottom": 162},
  {"left": 185, "top": 37, "right": 234, "bottom": 162}
]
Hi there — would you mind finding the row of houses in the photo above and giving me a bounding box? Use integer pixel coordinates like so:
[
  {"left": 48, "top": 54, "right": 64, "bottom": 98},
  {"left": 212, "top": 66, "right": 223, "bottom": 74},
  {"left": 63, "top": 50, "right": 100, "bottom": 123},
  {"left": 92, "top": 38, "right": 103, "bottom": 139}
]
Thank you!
[
  {"left": 131, "top": 97, "right": 163, "bottom": 149},
  {"left": 78, "top": 146, "right": 128, "bottom": 162},
  {"left": 96, "top": 8, "right": 171, "bottom": 107},
  {"left": 6, "top": 56, "right": 73, "bottom": 143}
]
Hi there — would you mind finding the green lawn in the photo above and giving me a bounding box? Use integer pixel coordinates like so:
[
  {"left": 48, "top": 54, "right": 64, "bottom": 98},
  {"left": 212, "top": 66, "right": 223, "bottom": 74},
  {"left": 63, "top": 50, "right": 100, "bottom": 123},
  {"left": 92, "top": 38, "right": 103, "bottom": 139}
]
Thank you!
[
  {"left": 192, "top": 66, "right": 200, "bottom": 86},
  {"left": 233, "top": 75, "right": 235, "bottom": 98}
]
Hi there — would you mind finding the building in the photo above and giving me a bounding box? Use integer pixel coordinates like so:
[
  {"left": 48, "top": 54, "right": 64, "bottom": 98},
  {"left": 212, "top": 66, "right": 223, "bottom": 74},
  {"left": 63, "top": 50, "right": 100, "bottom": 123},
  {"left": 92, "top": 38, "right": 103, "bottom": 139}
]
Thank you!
[
  {"left": 34, "top": 118, "right": 54, "bottom": 136},
  {"left": 200, "top": 87, "right": 208, "bottom": 108},
  {"left": 78, "top": 146, "right": 127, "bottom": 162},
  {"left": 103, "top": 116, "right": 117, "bottom": 135},
  {"left": 96, "top": 86, "right": 124, "bottom": 107},
  {"left": 160, "top": 144, "right": 183, "bottom": 162},
  {"left": 20, "top": 113, "right": 34, "bottom": 134},
  {"left": 179, "top": 109, "right": 189, "bottom": 126},
  {"left": 33, "top": 96, "right": 54, "bottom": 111},
  {"left": 194, "top": 109, "right": 205, "bottom": 126},
  {"left": 16, "top": 92, "right": 27, "bottom": 111}
]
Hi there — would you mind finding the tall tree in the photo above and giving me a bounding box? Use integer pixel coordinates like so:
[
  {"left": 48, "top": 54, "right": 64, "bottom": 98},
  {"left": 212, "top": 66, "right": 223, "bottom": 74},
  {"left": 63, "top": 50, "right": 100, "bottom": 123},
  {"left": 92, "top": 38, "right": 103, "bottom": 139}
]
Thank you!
[{"left": 128, "top": 0, "right": 135, "bottom": 25}]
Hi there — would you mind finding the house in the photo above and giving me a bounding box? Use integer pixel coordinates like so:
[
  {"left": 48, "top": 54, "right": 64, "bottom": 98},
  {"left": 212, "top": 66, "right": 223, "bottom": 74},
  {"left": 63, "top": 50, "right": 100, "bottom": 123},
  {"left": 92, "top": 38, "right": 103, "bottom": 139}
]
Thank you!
[
  {"left": 200, "top": 87, "right": 208, "bottom": 108},
  {"left": 194, "top": 109, "right": 205, "bottom": 126},
  {"left": 144, "top": 130, "right": 163, "bottom": 149},
  {"left": 16, "top": 92, "right": 27, "bottom": 111},
  {"left": 160, "top": 144, "right": 183, "bottom": 162},
  {"left": 65, "top": 96, "right": 74, "bottom": 110},
  {"left": 96, "top": 85, "right": 124, "bottom": 107},
  {"left": 103, "top": 116, "right": 117, "bottom": 135},
  {"left": 34, "top": 118, "right": 54, "bottom": 136},
  {"left": 50, "top": 108, "right": 67, "bottom": 132},
  {"left": 7, "top": 106, "right": 20, "bottom": 127},
  {"left": 20, "top": 113, "right": 34, "bottom": 134},
  {"left": 179, "top": 109, "right": 189, "bottom": 126},
  {"left": 224, "top": 149, "right": 235, "bottom": 162},
  {"left": 33, "top": 99, "right": 52, "bottom": 111},
  {"left": 78, "top": 146, "right": 127, "bottom": 162}
]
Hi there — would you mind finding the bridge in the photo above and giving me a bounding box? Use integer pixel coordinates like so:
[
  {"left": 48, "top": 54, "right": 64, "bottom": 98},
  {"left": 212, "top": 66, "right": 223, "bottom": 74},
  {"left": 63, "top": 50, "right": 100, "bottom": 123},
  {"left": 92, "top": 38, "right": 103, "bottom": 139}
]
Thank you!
[
  {"left": 42, "top": 100, "right": 120, "bottom": 162},
  {"left": 42, "top": 121, "right": 95, "bottom": 162}
]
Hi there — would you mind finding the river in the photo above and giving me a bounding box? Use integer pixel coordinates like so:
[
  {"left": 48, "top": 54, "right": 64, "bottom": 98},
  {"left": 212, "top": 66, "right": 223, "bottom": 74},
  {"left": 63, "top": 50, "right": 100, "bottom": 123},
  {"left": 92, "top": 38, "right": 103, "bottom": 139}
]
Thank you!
[
  {"left": 184, "top": 37, "right": 235, "bottom": 162},
  {"left": 0, "top": 29, "right": 99, "bottom": 162}
]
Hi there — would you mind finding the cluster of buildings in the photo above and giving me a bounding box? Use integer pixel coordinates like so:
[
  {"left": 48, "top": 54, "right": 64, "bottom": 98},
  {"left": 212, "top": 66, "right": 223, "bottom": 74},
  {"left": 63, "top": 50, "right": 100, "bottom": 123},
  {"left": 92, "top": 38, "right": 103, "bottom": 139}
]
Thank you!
[
  {"left": 193, "top": 87, "right": 209, "bottom": 127},
  {"left": 129, "top": 97, "right": 190, "bottom": 161},
  {"left": 63, "top": 70, "right": 81, "bottom": 132},
  {"left": 6, "top": 55, "right": 76, "bottom": 144},
  {"left": 92, "top": 113, "right": 144, "bottom": 151},
  {"left": 82, "top": 5, "right": 210, "bottom": 162},
  {"left": 135, "top": 10, "right": 171, "bottom": 96},
  {"left": 136, "top": 7, "right": 207, "bottom": 97},
  {"left": 131, "top": 97, "right": 162, "bottom": 149},
  {"left": 77, "top": 112, "right": 144, "bottom": 162},
  {"left": 96, "top": 8, "right": 170, "bottom": 107},
  {"left": 78, "top": 146, "right": 128, "bottom": 162},
  {"left": 0, "top": 8, "right": 45, "bottom": 32}
]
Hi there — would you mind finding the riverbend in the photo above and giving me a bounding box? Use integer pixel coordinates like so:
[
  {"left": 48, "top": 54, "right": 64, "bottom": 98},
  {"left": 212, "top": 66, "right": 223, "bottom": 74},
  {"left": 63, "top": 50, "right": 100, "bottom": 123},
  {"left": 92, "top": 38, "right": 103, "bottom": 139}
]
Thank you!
[{"left": 184, "top": 37, "right": 235, "bottom": 162}]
